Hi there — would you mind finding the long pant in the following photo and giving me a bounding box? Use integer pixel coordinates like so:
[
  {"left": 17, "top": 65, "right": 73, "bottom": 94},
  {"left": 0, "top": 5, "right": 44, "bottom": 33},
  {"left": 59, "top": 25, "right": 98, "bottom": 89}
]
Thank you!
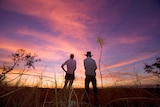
[{"left": 85, "top": 75, "right": 98, "bottom": 95}]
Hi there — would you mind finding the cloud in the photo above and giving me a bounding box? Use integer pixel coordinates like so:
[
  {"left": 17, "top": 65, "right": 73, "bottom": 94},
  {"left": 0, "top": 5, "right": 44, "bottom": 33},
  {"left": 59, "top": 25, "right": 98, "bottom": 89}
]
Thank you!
[
  {"left": 0, "top": 0, "right": 95, "bottom": 39},
  {"left": 0, "top": 36, "right": 22, "bottom": 52},
  {"left": 103, "top": 50, "right": 160, "bottom": 70},
  {"left": 119, "top": 35, "right": 148, "bottom": 45},
  {"left": 10, "top": 29, "right": 78, "bottom": 63}
]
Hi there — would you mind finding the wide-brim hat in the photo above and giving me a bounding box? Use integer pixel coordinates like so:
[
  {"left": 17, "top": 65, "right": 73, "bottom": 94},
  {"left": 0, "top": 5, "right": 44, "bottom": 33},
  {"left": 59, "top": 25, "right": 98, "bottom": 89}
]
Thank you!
[{"left": 85, "top": 51, "right": 93, "bottom": 56}]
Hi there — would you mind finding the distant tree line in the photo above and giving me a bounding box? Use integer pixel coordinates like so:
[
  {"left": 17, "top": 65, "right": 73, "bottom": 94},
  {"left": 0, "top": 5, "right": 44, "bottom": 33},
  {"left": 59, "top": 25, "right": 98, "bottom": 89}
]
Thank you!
[{"left": 144, "top": 57, "right": 160, "bottom": 78}]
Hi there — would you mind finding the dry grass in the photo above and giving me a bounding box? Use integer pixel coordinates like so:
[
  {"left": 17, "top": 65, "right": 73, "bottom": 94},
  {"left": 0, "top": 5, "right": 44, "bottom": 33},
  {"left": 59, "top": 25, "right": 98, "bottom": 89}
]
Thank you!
[
  {"left": 0, "top": 85, "right": 160, "bottom": 107},
  {"left": 0, "top": 72, "right": 160, "bottom": 107}
]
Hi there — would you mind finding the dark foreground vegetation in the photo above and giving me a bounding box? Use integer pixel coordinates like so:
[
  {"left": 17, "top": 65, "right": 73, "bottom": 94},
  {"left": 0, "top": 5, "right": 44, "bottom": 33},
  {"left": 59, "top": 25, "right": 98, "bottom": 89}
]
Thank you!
[{"left": 0, "top": 86, "right": 160, "bottom": 107}]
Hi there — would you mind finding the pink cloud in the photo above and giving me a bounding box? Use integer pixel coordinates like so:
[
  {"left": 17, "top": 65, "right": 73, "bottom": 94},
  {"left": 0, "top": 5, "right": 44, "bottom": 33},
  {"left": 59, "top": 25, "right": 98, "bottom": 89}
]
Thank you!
[
  {"left": 1, "top": 0, "right": 94, "bottom": 39},
  {"left": 118, "top": 35, "right": 148, "bottom": 45},
  {"left": 108, "top": 33, "right": 150, "bottom": 47},
  {"left": 12, "top": 28, "right": 93, "bottom": 78},
  {"left": 103, "top": 50, "right": 159, "bottom": 70},
  {"left": 0, "top": 36, "right": 23, "bottom": 52},
  {"left": 15, "top": 28, "right": 86, "bottom": 58}
]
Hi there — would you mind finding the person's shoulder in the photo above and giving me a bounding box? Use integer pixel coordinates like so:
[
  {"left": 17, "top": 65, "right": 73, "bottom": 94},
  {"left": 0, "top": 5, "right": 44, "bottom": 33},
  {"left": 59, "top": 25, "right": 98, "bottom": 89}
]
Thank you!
[
  {"left": 70, "top": 59, "right": 76, "bottom": 62},
  {"left": 91, "top": 58, "right": 96, "bottom": 61},
  {"left": 92, "top": 58, "right": 95, "bottom": 60},
  {"left": 65, "top": 59, "right": 70, "bottom": 62}
]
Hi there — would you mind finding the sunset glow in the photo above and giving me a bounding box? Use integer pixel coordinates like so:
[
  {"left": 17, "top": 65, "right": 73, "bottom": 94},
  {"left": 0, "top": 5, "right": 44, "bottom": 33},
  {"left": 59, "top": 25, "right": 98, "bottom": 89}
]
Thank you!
[{"left": 0, "top": 0, "right": 160, "bottom": 88}]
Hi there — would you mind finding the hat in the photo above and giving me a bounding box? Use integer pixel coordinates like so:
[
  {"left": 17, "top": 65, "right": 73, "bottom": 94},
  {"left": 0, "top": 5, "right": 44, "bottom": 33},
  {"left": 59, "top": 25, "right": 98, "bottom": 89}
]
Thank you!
[{"left": 85, "top": 51, "right": 93, "bottom": 57}]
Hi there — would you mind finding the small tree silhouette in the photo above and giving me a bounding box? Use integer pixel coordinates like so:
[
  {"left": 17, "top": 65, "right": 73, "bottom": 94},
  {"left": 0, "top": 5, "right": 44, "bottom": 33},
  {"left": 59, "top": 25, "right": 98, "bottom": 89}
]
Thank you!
[
  {"left": 144, "top": 57, "right": 160, "bottom": 77},
  {"left": 97, "top": 36, "right": 107, "bottom": 88},
  {"left": 0, "top": 49, "right": 41, "bottom": 84}
]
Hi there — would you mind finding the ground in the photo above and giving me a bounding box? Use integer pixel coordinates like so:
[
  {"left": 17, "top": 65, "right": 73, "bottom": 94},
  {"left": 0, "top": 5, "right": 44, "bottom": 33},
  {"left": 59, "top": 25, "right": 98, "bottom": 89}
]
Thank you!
[{"left": 0, "top": 86, "right": 160, "bottom": 107}]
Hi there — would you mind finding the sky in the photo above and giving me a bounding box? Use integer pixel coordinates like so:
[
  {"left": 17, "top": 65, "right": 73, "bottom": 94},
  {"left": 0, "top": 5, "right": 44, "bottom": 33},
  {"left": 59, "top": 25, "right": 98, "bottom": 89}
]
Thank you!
[{"left": 0, "top": 0, "right": 160, "bottom": 88}]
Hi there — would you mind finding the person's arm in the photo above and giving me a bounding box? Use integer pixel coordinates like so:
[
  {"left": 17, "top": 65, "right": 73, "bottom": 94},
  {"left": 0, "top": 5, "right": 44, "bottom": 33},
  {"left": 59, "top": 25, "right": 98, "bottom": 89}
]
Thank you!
[
  {"left": 84, "top": 60, "right": 86, "bottom": 70},
  {"left": 73, "top": 60, "right": 77, "bottom": 71},
  {"left": 61, "top": 61, "right": 67, "bottom": 72},
  {"left": 94, "top": 60, "right": 97, "bottom": 70}
]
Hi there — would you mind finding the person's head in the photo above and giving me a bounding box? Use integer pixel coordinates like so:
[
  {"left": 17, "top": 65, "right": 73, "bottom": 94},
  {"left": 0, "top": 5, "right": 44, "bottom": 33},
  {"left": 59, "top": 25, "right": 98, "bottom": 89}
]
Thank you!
[
  {"left": 85, "top": 51, "right": 93, "bottom": 57},
  {"left": 70, "top": 54, "right": 74, "bottom": 59}
]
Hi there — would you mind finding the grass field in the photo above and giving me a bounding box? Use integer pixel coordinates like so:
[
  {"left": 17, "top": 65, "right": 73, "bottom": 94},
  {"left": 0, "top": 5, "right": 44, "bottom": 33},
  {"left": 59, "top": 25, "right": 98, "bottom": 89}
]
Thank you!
[{"left": 0, "top": 85, "right": 160, "bottom": 107}]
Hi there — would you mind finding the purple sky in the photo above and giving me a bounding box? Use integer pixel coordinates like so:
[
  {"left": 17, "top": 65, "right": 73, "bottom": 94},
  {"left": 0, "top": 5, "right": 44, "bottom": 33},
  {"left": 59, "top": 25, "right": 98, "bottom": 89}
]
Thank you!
[{"left": 0, "top": 0, "right": 160, "bottom": 88}]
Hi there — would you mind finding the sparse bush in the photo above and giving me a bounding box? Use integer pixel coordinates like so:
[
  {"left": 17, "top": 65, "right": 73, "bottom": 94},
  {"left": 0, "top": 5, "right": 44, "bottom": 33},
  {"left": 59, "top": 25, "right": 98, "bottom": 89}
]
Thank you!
[
  {"left": 0, "top": 49, "right": 41, "bottom": 85},
  {"left": 144, "top": 57, "right": 160, "bottom": 78}
]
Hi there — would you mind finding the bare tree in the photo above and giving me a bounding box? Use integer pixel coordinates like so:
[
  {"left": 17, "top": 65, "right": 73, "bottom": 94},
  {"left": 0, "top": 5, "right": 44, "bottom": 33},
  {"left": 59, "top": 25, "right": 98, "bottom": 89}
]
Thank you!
[
  {"left": 144, "top": 57, "right": 160, "bottom": 77},
  {"left": 97, "top": 36, "right": 106, "bottom": 88},
  {"left": 0, "top": 49, "right": 41, "bottom": 84}
]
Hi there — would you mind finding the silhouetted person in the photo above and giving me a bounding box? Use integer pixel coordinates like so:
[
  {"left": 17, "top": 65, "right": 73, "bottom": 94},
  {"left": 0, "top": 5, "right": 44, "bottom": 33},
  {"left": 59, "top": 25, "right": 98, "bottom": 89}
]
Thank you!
[
  {"left": 61, "top": 54, "right": 76, "bottom": 89},
  {"left": 84, "top": 51, "right": 98, "bottom": 103}
]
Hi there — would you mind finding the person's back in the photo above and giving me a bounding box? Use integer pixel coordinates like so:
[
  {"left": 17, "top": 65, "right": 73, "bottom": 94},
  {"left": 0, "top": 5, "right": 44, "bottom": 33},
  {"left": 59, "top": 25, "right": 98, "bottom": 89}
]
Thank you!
[
  {"left": 84, "top": 57, "right": 97, "bottom": 76},
  {"left": 65, "top": 58, "right": 76, "bottom": 74}
]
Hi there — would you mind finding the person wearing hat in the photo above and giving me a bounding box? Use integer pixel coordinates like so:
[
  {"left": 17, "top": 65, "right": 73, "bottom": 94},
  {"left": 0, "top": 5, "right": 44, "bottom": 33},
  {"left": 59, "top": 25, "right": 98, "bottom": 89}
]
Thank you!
[
  {"left": 61, "top": 54, "right": 76, "bottom": 89},
  {"left": 84, "top": 51, "right": 98, "bottom": 102}
]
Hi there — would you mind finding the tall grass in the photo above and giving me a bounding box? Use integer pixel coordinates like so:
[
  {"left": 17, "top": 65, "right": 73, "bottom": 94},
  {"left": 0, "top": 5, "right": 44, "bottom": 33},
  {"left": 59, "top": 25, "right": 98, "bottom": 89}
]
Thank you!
[
  {"left": 0, "top": 72, "right": 94, "bottom": 107},
  {"left": 0, "top": 71, "right": 160, "bottom": 107}
]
